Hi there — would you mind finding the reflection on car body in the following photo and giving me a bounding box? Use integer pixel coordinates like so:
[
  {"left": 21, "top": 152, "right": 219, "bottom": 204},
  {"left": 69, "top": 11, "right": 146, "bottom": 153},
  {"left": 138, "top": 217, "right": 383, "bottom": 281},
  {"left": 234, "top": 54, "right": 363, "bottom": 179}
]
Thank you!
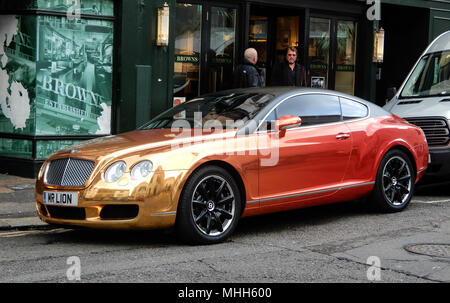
[{"left": 36, "top": 87, "right": 429, "bottom": 244}]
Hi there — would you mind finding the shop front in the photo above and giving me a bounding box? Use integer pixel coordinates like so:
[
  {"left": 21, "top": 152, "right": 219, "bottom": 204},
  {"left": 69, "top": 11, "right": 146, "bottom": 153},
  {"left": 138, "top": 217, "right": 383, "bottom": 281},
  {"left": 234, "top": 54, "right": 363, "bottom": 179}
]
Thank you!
[
  {"left": 0, "top": 0, "right": 115, "bottom": 176},
  {"left": 2, "top": 0, "right": 450, "bottom": 177},
  {"left": 173, "top": 0, "right": 367, "bottom": 103}
]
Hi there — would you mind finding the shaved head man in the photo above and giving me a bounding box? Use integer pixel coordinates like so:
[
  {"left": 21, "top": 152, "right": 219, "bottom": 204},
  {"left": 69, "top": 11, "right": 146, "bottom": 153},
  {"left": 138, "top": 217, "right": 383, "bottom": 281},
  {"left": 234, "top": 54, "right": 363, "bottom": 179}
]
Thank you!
[
  {"left": 244, "top": 48, "right": 258, "bottom": 65},
  {"left": 233, "top": 48, "right": 263, "bottom": 88}
]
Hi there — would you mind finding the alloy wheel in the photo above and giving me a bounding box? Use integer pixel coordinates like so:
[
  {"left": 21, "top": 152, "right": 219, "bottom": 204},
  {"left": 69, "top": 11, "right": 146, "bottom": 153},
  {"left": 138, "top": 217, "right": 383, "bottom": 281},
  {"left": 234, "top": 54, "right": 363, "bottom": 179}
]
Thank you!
[
  {"left": 382, "top": 155, "right": 413, "bottom": 206},
  {"left": 191, "top": 175, "right": 236, "bottom": 236}
]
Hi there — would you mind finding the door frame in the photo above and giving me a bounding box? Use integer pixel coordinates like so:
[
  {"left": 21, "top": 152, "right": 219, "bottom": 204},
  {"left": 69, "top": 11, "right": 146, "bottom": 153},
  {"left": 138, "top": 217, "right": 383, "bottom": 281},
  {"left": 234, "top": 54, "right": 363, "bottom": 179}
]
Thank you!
[
  {"left": 199, "top": 1, "right": 241, "bottom": 95},
  {"left": 247, "top": 5, "right": 307, "bottom": 85},
  {"left": 307, "top": 13, "right": 359, "bottom": 91}
]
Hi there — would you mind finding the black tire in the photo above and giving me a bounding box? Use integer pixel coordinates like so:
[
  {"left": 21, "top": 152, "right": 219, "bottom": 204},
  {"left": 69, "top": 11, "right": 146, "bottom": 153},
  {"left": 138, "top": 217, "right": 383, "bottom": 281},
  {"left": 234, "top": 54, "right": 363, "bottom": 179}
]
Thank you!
[
  {"left": 176, "top": 166, "right": 242, "bottom": 244},
  {"left": 368, "top": 149, "right": 415, "bottom": 212}
]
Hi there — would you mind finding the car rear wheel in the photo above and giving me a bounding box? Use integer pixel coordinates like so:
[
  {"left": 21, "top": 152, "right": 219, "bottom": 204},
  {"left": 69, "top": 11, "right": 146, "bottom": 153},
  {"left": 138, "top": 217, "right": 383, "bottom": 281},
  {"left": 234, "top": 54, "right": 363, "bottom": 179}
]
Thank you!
[
  {"left": 176, "top": 166, "right": 241, "bottom": 244},
  {"left": 369, "top": 149, "right": 415, "bottom": 212}
]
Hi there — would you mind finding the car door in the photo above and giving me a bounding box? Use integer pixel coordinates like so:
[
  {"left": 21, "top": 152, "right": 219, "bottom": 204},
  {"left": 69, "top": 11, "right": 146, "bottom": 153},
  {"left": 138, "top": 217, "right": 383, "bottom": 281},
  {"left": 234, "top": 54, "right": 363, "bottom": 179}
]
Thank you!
[
  {"left": 257, "top": 93, "right": 353, "bottom": 206},
  {"left": 338, "top": 96, "right": 371, "bottom": 183}
]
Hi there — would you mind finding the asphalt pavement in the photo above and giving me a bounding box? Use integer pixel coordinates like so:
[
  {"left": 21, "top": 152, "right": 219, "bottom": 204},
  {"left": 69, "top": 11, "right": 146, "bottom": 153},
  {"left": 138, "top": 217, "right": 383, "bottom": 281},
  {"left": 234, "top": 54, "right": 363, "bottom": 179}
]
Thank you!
[
  {"left": 0, "top": 174, "right": 46, "bottom": 230},
  {"left": 0, "top": 173, "right": 449, "bottom": 282}
]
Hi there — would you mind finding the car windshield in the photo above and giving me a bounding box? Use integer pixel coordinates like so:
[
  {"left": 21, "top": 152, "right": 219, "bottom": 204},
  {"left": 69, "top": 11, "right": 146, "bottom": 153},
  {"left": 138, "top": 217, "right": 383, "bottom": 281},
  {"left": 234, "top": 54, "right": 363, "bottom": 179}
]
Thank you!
[
  {"left": 140, "top": 92, "right": 274, "bottom": 129},
  {"left": 401, "top": 51, "right": 450, "bottom": 98}
]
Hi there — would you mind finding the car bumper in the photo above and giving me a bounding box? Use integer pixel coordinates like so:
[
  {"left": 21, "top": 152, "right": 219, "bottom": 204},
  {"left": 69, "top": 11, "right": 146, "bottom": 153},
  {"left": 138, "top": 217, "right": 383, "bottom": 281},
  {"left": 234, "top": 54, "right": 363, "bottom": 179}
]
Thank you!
[
  {"left": 34, "top": 170, "right": 186, "bottom": 230},
  {"left": 36, "top": 201, "right": 176, "bottom": 230},
  {"left": 425, "top": 147, "right": 450, "bottom": 177}
]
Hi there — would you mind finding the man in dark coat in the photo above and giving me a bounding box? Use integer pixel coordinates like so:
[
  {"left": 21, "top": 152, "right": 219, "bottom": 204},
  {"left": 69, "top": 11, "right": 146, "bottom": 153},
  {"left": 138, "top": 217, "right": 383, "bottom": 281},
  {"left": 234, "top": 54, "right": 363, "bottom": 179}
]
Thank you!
[
  {"left": 233, "top": 48, "right": 263, "bottom": 88},
  {"left": 270, "top": 46, "right": 306, "bottom": 87}
]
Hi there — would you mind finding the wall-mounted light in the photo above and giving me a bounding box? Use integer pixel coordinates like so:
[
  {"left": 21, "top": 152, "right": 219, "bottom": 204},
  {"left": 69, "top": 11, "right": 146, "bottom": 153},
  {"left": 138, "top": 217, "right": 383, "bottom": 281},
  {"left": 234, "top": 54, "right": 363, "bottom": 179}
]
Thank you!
[
  {"left": 373, "top": 27, "right": 384, "bottom": 63},
  {"left": 157, "top": 2, "right": 170, "bottom": 46}
]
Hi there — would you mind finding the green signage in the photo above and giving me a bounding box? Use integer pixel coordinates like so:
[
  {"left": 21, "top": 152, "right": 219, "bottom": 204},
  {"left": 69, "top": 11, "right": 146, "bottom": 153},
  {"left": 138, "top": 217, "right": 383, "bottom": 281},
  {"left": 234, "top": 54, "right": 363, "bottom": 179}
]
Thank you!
[
  {"left": 0, "top": 138, "right": 32, "bottom": 159},
  {"left": 175, "top": 55, "right": 200, "bottom": 64},
  {"left": 0, "top": 1, "right": 113, "bottom": 16},
  {"left": 310, "top": 63, "right": 328, "bottom": 71},
  {"left": 0, "top": 15, "right": 36, "bottom": 136},
  {"left": 37, "top": 0, "right": 114, "bottom": 16},
  {"left": 0, "top": 1, "right": 114, "bottom": 159},
  {"left": 336, "top": 64, "right": 355, "bottom": 72},
  {"left": 36, "top": 139, "right": 83, "bottom": 159},
  {"left": 212, "top": 57, "right": 232, "bottom": 65},
  {"left": 35, "top": 15, "right": 113, "bottom": 135}
]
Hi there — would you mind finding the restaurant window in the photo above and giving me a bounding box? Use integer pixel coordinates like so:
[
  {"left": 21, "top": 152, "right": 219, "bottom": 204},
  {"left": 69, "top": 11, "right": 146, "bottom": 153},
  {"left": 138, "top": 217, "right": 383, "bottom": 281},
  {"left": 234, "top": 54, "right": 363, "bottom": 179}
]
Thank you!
[
  {"left": 174, "top": 3, "right": 202, "bottom": 101},
  {"left": 0, "top": 0, "right": 114, "bottom": 161},
  {"left": 308, "top": 17, "right": 331, "bottom": 89},
  {"left": 35, "top": 15, "right": 114, "bottom": 136},
  {"left": 249, "top": 16, "right": 268, "bottom": 65},
  {"left": 208, "top": 6, "right": 236, "bottom": 93},
  {"left": 335, "top": 21, "right": 357, "bottom": 95}
]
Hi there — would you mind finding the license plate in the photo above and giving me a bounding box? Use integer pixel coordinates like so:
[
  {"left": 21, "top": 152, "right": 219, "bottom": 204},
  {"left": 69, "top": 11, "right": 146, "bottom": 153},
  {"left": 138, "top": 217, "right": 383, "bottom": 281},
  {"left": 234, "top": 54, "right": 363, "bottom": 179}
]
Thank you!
[{"left": 43, "top": 191, "right": 78, "bottom": 207}]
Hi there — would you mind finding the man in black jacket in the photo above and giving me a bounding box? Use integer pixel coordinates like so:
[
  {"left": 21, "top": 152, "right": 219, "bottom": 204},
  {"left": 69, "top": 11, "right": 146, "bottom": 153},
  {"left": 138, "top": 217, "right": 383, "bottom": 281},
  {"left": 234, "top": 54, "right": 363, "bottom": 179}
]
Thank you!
[
  {"left": 233, "top": 48, "right": 263, "bottom": 88},
  {"left": 270, "top": 46, "right": 306, "bottom": 87}
]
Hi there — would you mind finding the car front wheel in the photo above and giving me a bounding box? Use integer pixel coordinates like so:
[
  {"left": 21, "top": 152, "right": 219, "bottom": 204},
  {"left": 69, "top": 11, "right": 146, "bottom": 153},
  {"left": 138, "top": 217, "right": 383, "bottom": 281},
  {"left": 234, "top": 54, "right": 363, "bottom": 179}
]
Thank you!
[{"left": 176, "top": 166, "right": 242, "bottom": 244}]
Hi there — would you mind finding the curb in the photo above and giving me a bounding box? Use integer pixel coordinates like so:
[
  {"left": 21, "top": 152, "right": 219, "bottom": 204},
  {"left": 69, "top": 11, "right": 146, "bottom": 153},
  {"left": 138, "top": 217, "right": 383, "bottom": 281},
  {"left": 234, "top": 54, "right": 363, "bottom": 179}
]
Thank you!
[{"left": 0, "top": 216, "right": 48, "bottom": 231}]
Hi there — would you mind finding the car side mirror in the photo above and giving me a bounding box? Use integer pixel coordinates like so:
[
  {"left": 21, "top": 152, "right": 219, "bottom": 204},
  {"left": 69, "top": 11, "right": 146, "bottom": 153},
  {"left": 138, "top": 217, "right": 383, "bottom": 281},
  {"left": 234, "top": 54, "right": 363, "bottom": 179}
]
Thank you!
[
  {"left": 276, "top": 115, "right": 302, "bottom": 136},
  {"left": 386, "top": 87, "right": 397, "bottom": 103}
]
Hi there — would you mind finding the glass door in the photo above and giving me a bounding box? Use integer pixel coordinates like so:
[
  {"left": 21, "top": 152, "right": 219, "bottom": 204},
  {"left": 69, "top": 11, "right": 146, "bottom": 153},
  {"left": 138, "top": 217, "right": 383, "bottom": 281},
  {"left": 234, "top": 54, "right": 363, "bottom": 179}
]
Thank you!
[
  {"left": 249, "top": 15, "right": 268, "bottom": 85},
  {"left": 174, "top": 4, "right": 237, "bottom": 99},
  {"left": 335, "top": 20, "right": 357, "bottom": 95},
  {"left": 207, "top": 6, "right": 237, "bottom": 93},
  {"left": 308, "top": 17, "right": 331, "bottom": 89},
  {"left": 308, "top": 17, "right": 358, "bottom": 94},
  {"left": 173, "top": 3, "right": 202, "bottom": 101}
]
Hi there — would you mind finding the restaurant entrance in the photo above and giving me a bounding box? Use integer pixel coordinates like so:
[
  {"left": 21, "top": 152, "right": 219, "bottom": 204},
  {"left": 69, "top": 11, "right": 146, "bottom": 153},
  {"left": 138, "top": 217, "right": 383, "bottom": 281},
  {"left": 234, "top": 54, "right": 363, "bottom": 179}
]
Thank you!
[
  {"left": 248, "top": 5, "right": 358, "bottom": 95},
  {"left": 248, "top": 6, "right": 306, "bottom": 87},
  {"left": 308, "top": 15, "right": 358, "bottom": 95},
  {"left": 173, "top": 2, "right": 239, "bottom": 101}
]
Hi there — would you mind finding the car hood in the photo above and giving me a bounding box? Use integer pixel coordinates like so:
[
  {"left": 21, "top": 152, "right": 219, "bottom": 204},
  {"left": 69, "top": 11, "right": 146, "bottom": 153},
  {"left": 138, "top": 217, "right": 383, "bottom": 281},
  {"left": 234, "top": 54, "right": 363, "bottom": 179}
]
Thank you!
[
  {"left": 55, "top": 128, "right": 237, "bottom": 159},
  {"left": 385, "top": 96, "right": 450, "bottom": 119}
]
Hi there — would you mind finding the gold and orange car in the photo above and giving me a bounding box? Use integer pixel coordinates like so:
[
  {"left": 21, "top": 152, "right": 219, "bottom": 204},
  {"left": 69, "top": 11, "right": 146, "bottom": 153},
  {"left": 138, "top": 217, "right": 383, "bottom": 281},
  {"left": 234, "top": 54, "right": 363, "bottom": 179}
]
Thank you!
[{"left": 35, "top": 88, "right": 429, "bottom": 244}]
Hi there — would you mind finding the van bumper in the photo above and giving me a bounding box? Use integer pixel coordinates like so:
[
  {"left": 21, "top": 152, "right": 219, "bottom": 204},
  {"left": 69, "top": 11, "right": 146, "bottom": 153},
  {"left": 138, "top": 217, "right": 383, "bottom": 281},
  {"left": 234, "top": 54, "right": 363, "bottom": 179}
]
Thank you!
[{"left": 426, "top": 148, "right": 450, "bottom": 178}]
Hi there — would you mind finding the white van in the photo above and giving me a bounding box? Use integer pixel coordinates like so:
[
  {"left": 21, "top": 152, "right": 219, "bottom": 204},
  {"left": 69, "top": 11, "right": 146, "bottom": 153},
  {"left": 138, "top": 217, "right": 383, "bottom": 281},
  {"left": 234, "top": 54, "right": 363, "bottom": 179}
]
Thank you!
[{"left": 384, "top": 31, "right": 450, "bottom": 178}]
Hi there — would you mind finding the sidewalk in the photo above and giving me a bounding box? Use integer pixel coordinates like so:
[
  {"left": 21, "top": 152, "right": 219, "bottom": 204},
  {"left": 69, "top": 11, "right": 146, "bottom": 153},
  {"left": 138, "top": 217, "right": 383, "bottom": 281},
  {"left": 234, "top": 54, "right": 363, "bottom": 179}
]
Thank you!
[{"left": 0, "top": 174, "right": 47, "bottom": 230}]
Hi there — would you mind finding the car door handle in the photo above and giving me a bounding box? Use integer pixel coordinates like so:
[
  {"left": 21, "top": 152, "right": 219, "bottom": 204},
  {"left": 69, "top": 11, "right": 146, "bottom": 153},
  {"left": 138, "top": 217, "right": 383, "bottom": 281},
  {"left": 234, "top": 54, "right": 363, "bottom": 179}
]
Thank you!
[{"left": 336, "top": 133, "right": 350, "bottom": 140}]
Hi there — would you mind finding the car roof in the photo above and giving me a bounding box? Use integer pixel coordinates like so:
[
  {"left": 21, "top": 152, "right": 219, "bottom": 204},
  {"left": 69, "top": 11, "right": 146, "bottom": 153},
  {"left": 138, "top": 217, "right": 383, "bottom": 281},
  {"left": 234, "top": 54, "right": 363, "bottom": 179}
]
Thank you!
[
  {"left": 202, "top": 86, "right": 375, "bottom": 107},
  {"left": 202, "top": 87, "right": 389, "bottom": 135}
]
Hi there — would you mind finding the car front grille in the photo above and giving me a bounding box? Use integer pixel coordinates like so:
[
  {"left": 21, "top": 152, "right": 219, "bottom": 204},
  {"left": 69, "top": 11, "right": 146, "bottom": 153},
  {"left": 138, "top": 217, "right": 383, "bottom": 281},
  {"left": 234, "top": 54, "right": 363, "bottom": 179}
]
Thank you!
[
  {"left": 404, "top": 117, "right": 450, "bottom": 147},
  {"left": 45, "top": 158, "right": 95, "bottom": 186}
]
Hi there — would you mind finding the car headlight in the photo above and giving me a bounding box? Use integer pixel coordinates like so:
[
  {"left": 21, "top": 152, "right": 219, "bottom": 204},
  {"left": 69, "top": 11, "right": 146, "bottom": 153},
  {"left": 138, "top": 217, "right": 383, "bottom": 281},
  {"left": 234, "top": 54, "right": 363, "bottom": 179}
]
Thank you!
[
  {"left": 131, "top": 160, "right": 153, "bottom": 179},
  {"left": 104, "top": 161, "right": 127, "bottom": 183},
  {"left": 39, "top": 161, "right": 49, "bottom": 181}
]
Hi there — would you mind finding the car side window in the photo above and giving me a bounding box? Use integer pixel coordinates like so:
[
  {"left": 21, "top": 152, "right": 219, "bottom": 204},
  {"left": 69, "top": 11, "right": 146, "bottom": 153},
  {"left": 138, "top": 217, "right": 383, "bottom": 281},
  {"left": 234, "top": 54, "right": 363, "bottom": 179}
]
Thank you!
[
  {"left": 258, "top": 110, "right": 277, "bottom": 132},
  {"left": 340, "top": 97, "right": 368, "bottom": 120},
  {"left": 276, "top": 94, "right": 342, "bottom": 126}
]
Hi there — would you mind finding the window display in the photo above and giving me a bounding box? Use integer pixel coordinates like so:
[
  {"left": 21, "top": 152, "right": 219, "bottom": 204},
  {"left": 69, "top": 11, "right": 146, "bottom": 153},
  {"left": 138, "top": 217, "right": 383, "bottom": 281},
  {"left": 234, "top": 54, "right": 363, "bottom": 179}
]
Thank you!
[
  {"left": 0, "top": 15, "right": 36, "bottom": 136},
  {"left": 174, "top": 3, "right": 202, "bottom": 100},
  {"left": 36, "top": 0, "right": 113, "bottom": 16},
  {"left": 35, "top": 15, "right": 113, "bottom": 135},
  {"left": 0, "top": 0, "right": 114, "bottom": 160}
]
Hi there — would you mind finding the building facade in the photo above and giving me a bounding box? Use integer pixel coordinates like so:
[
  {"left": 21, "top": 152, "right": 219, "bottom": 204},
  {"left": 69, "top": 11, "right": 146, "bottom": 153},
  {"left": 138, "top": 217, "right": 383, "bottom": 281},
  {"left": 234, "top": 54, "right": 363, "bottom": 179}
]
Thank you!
[{"left": 1, "top": 0, "right": 450, "bottom": 177}]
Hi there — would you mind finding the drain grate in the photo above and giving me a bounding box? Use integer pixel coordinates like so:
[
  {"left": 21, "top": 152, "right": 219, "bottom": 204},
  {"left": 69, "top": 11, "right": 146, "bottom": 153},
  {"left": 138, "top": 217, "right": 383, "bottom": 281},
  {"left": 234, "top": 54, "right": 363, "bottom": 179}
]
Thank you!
[{"left": 404, "top": 244, "right": 450, "bottom": 258}]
